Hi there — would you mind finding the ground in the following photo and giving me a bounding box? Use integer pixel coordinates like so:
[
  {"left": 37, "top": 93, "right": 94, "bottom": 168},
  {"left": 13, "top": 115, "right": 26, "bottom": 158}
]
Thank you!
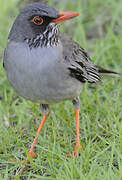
[{"left": 0, "top": 0, "right": 122, "bottom": 179}]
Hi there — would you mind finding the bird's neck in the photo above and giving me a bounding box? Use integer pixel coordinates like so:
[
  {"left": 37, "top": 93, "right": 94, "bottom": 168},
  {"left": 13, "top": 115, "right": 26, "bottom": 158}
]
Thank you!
[{"left": 26, "top": 24, "right": 59, "bottom": 49}]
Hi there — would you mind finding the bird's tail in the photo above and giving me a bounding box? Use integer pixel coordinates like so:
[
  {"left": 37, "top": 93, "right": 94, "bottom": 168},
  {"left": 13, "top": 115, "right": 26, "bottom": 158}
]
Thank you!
[{"left": 96, "top": 66, "right": 122, "bottom": 78}]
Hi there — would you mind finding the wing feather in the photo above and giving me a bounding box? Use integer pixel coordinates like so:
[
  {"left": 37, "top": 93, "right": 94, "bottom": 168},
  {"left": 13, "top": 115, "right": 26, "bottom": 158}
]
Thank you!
[{"left": 60, "top": 33, "right": 100, "bottom": 83}]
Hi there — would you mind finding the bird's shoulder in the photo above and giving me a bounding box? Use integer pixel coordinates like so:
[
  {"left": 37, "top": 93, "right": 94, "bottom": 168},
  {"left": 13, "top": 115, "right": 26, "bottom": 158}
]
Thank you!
[
  {"left": 59, "top": 32, "right": 100, "bottom": 83},
  {"left": 59, "top": 32, "right": 89, "bottom": 62}
]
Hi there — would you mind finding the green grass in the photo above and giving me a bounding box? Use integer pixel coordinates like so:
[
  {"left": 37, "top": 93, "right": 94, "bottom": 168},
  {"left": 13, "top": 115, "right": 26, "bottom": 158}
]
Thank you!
[{"left": 0, "top": 0, "right": 122, "bottom": 179}]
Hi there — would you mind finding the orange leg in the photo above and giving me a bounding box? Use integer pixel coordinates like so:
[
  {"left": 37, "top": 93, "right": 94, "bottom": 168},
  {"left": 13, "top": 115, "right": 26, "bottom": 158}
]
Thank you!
[
  {"left": 66, "top": 109, "right": 81, "bottom": 159},
  {"left": 9, "top": 112, "right": 49, "bottom": 170},
  {"left": 28, "top": 112, "right": 50, "bottom": 159},
  {"left": 74, "top": 109, "right": 81, "bottom": 159},
  {"left": 15, "top": 112, "right": 50, "bottom": 175}
]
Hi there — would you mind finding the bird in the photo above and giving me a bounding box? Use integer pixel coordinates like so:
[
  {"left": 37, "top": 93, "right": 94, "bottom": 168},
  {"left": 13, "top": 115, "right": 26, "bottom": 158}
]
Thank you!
[{"left": 4, "top": 3, "right": 121, "bottom": 161}]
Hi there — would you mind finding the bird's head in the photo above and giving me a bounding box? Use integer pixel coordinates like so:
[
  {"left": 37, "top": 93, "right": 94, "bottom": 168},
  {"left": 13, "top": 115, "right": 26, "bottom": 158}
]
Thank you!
[{"left": 9, "top": 3, "right": 80, "bottom": 48}]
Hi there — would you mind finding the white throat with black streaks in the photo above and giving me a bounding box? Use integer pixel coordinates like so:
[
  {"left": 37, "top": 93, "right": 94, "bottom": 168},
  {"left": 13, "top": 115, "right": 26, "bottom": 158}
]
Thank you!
[{"left": 25, "top": 23, "right": 59, "bottom": 49}]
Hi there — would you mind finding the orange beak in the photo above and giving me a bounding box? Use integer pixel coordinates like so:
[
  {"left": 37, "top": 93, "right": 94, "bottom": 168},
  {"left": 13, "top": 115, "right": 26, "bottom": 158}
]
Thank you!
[{"left": 52, "top": 11, "right": 80, "bottom": 24}]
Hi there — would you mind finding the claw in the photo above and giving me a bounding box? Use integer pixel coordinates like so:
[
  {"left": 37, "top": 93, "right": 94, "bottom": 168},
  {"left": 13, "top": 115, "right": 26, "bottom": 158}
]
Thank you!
[
  {"left": 74, "top": 142, "right": 81, "bottom": 159},
  {"left": 66, "top": 142, "right": 81, "bottom": 159},
  {"left": 8, "top": 159, "right": 25, "bottom": 163},
  {"left": 29, "top": 150, "right": 37, "bottom": 159}
]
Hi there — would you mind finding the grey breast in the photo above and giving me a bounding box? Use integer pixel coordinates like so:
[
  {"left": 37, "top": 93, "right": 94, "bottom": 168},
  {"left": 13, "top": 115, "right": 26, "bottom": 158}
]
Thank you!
[{"left": 4, "top": 41, "right": 82, "bottom": 104}]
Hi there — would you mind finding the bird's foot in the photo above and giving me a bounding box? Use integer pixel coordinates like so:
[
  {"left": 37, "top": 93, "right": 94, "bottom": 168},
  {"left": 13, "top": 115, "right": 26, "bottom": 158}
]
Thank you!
[
  {"left": 28, "top": 150, "right": 37, "bottom": 159},
  {"left": 8, "top": 159, "right": 25, "bottom": 163},
  {"left": 8, "top": 150, "right": 37, "bottom": 175},
  {"left": 66, "top": 142, "right": 81, "bottom": 159},
  {"left": 8, "top": 150, "right": 37, "bottom": 163}
]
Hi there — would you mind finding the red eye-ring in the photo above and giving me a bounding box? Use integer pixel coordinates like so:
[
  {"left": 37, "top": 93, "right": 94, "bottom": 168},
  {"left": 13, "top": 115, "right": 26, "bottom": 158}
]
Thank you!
[{"left": 32, "top": 16, "right": 43, "bottom": 25}]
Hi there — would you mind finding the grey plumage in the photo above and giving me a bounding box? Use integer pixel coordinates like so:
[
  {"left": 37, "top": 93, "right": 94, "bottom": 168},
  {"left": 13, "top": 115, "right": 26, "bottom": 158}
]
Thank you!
[
  {"left": 3, "top": 2, "right": 122, "bottom": 163},
  {"left": 4, "top": 3, "right": 121, "bottom": 106},
  {"left": 4, "top": 39, "right": 82, "bottom": 103},
  {"left": 59, "top": 33, "right": 100, "bottom": 83}
]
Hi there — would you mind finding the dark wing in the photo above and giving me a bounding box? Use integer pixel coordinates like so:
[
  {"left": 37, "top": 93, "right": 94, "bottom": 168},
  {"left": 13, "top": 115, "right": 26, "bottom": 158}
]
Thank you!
[
  {"left": 59, "top": 33, "right": 100, "bottom": 83},
  {"left": 96, "top": 65, "right": 122, "bottom": 77}
]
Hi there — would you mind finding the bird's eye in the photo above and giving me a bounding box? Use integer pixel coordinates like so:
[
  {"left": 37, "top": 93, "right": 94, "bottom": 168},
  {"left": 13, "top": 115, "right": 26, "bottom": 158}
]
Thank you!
[{"left": 32, "top": 16, "right": 43, "bottom": 25}]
